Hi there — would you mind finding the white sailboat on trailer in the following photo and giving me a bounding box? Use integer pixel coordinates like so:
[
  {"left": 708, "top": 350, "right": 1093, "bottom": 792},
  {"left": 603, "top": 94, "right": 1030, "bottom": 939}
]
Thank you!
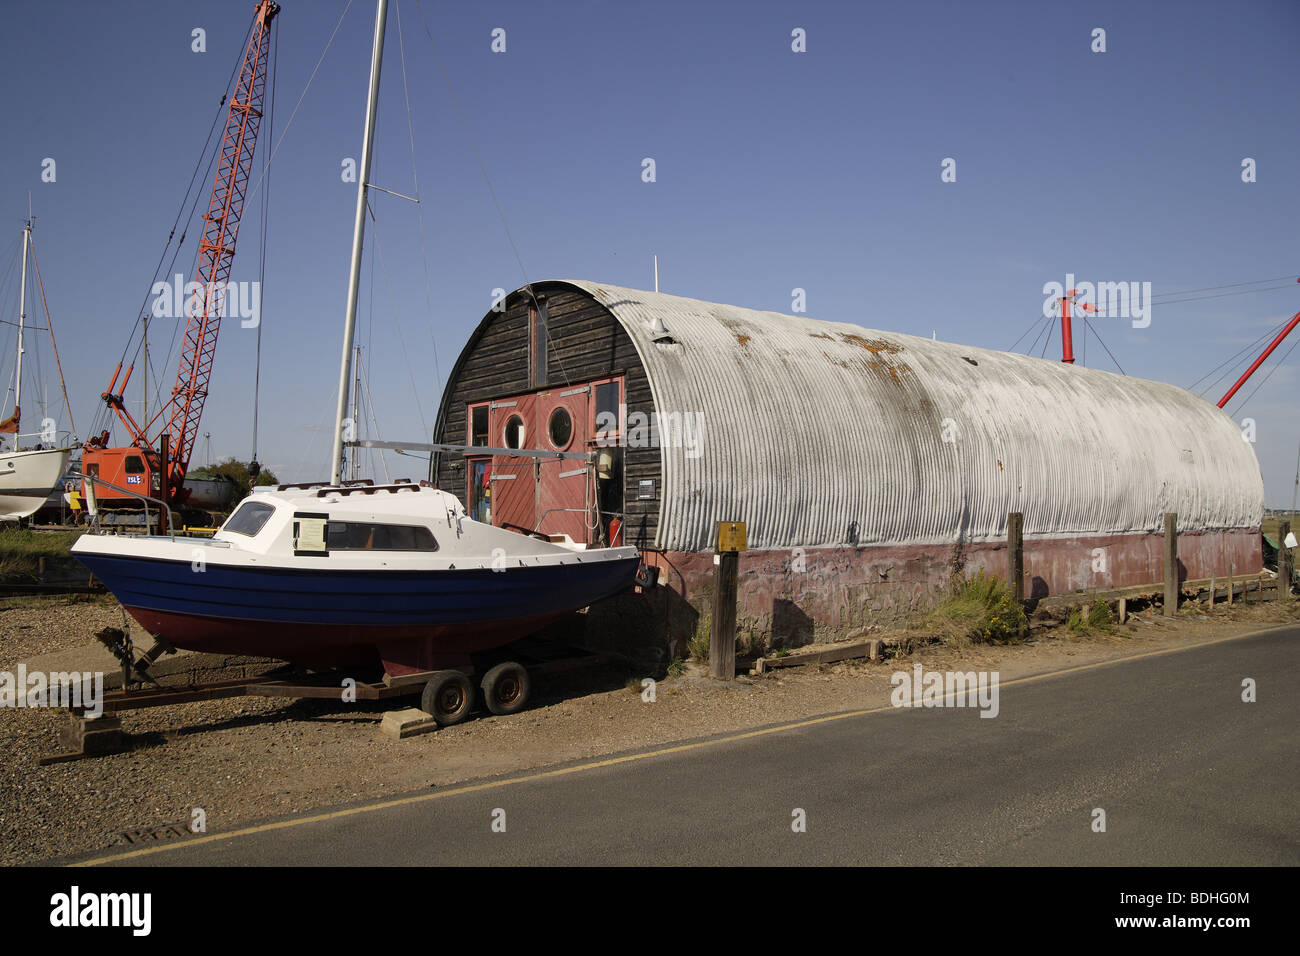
[
  {"left": 72, "top": 0, "right": 644, "bottom": 723},
  {"left": 1, "top": 217, "right": 71, "bottom": 520}
]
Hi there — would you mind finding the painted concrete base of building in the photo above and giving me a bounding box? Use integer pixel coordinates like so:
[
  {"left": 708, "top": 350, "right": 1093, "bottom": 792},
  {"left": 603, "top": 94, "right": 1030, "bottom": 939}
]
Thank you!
[{"left": 583, "top": 529, "right": 1262, "bottom": 664}]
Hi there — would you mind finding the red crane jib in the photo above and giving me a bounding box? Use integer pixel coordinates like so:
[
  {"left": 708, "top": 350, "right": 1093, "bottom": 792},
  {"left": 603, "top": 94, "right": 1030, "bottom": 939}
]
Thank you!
[
  {"left": 84, "top": 1, "right": 279, "bottom": 512},
  {"left": 1218, "top": 306, "right": 1300, "bottom": 409}
]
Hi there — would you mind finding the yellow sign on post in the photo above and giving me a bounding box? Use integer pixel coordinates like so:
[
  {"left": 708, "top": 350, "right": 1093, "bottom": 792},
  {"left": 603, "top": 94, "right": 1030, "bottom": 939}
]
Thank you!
[{"left": 716, "top": 521, "right": 747, "bottom": 553}]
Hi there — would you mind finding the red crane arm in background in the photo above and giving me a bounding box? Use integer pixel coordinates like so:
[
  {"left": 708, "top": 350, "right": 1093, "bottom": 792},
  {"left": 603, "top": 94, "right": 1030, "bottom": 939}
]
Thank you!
[
  {"left": 87, "top": 0, "right": 279, "bottom": 505},
  {"left": 162, "top": 0, "right": 280, "bottom": 491},
  {"left": 1218, "top": 306, "right": 1300, "bottom": 409}
]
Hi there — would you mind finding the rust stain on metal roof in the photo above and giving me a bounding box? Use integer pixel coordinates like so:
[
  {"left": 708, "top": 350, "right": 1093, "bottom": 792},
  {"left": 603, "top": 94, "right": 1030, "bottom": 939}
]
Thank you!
[{"left": 841, "top": 334, "right": 902, "bottom": 355}]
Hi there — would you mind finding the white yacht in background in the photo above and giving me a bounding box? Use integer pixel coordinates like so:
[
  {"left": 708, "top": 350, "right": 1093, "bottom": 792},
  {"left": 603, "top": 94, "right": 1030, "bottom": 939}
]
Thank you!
[{"left": 1, "top": 217, "right": 71, "bottom": 520}]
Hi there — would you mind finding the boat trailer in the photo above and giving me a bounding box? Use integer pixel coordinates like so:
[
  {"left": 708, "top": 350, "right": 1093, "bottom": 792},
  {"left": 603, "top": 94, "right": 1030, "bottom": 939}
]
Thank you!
[{"left": 40, "top": 626, "right": 620, "bottom": 765}]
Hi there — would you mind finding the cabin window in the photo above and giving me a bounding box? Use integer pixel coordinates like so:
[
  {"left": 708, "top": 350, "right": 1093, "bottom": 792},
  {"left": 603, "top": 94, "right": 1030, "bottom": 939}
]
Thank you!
[
  {"left": 593, "top": 379, "right": 622, "bottom": 441},
  {"left": 224, "top": 502, "right": 275, "bottom": 537},
  {"left": 503, "top": 414, "right": 525, "bottom": 449},
  {"left": 470, "top": 404, "right": 489, "bottom": 447},
  {"left": 548, "top": 407, "right": 573, "bottom": 449},
  {"left": 124, "top": 456, "right": 146, "bottom": 475},
  {"left": 325, "top": 522, "right": 439, "bottom": 551}
]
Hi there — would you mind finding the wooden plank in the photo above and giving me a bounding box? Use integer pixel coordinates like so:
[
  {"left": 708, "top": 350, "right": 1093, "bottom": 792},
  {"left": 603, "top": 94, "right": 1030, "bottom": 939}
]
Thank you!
[
  {"left": 756, "top": 638, "right": 883, "bottom": 671},
  {"left": 1034, "top": 571, "right": 1270, "bottom": 611}
]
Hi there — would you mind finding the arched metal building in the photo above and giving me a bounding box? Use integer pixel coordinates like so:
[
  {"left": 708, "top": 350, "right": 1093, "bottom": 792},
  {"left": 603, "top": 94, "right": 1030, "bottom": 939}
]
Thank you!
[{"left": 432, "top": 280, "right": 1264, "bottom": 651}]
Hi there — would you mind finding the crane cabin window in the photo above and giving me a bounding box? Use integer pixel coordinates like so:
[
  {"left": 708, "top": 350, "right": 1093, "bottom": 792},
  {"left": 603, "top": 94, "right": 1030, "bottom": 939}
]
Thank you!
[{"left": 124, "top": 456, "right": 146, "bottom": 475}]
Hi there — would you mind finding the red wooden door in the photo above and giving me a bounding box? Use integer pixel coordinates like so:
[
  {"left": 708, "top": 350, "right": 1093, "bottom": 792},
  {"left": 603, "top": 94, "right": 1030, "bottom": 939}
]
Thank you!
[
  {"left": 489, "top": 395, "right": 536, "bottom": 533},
  {"left": 535, "top": 386, "right": 592, "bottom": 542}
]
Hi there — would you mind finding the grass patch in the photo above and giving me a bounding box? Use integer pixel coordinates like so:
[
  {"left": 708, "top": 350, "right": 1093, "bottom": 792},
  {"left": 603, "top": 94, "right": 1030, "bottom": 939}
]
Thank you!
[
  {"left": 0, "top": 528, "right": 82, "bottom": 579},
  {"left": 687, "top": 615, "right": 710, "bottom": 662},
  {"left": 924, "top": 570, "right": 1028, "bottom": 646},
  {"left": 1066, "top": 599, "right": 1117, "bottom": 636}
]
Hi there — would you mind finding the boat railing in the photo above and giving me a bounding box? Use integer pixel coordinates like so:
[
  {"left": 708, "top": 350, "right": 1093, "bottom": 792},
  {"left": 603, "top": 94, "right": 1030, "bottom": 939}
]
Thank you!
[
  {"left": 499, "top": 521, "right": 552, "bottom": 541},
  {"left": 272, "top": 479, "right": 431, "bottom": 496},
  {"left": 277, "top": 479, "right": 375, "bottom": 491},
  {"left": 72, "top": 471, "right": 176, "bottom": 536},
  {"left": 532, "top": 508, "right": 627, "bottom": 547},
  {"left": 318, "top": 482, "right": 425, "bottom": 498}
]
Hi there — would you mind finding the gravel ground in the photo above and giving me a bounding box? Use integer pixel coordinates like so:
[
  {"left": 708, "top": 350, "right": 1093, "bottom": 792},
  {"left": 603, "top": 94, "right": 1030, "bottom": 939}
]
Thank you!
[{"left": 3, "top": 593, "right": 1298, "bottom": 865}]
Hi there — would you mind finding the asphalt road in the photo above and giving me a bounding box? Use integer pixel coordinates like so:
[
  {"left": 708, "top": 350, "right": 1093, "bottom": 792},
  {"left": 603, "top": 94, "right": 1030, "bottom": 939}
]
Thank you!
[{"left": 85, "top": 626, "right": 1299, "bottom": 866}]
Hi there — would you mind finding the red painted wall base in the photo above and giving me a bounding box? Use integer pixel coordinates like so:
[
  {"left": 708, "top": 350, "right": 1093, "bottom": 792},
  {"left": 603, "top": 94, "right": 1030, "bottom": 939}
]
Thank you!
[{"left": 587, "top": 529, "right": 1262, "bottom": 660}]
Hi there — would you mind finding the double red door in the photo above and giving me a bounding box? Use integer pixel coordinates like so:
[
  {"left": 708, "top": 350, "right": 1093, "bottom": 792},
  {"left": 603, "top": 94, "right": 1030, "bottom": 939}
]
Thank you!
[{"left": 484, "top": 387, "right": 592, "bottom": 542}]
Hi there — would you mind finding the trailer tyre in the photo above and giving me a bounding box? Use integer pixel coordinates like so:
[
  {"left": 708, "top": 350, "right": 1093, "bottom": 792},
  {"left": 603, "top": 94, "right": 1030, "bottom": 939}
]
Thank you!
[
  {"left": 480, "top": 661, "right": 531, "bottom": 716},
  {"left": 421, "top": 670, "right": 474, "bottom": 726}
]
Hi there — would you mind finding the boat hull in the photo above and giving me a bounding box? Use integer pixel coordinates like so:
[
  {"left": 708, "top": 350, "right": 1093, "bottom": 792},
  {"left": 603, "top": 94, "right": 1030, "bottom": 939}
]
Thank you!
[
  {"left": 0, "top": 446, "right": 71, "bottom": 519},
  {"left": 74, "top": 551, "right": 642, "bottom": 671}
]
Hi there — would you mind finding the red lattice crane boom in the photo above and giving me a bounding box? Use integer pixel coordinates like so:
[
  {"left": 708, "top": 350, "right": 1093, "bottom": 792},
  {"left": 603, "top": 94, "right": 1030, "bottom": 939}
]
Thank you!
[{"left": 85, "top": 1, "right": 279, "bottom": 519}]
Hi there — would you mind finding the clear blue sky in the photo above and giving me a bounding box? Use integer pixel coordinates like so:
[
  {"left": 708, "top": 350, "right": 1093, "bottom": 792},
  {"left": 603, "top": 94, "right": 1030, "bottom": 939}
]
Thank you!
[{"left": 2, "top": 0, "right": 1298, "bottom": 505}]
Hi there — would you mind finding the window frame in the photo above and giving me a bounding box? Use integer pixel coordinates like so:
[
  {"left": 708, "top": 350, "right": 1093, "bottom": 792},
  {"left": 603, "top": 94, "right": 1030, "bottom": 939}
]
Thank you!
[
  {"left": 324, "top": 521, "right": 440, "bottom": 552},
  {"left": 467, "top": 402, "right": 490, "bottom": 448},
  {"left": 590, "top": 376, "right": 625, "bottom": 445},
  {"left": 223, "top": 501, "right": 276, "bottom": 538}
]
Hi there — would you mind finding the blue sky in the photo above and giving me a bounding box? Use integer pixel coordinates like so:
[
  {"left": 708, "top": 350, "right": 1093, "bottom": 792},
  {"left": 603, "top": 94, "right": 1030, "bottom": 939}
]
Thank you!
[{"left": 2, "top": 0, "right": 1298, "bottom": 504}]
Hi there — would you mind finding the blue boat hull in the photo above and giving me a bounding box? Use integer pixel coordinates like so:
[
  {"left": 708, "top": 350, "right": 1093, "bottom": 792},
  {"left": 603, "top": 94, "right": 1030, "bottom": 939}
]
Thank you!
[{"left": 76, "top": 552, "right": 642, "bottom": 672}]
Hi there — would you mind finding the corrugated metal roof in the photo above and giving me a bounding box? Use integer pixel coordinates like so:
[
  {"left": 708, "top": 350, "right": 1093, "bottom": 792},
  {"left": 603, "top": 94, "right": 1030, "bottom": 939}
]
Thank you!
[{"left": 556, "top": 281, "right": 1264, "bottom": 552}]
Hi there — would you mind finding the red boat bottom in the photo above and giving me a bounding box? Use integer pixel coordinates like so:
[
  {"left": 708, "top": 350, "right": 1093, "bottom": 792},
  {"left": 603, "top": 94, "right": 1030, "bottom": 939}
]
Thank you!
[{"left": 123, "top": 605, "right": 569, "bottom": 674}]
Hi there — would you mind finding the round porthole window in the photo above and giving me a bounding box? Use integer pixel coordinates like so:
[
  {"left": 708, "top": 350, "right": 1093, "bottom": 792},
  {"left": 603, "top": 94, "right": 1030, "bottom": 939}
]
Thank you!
[
  {"left": 503, "top": 415, "right": 525, "bottom": 449},
  {"left": 548, "top": 407, "right": 573, "bottom": 449}
]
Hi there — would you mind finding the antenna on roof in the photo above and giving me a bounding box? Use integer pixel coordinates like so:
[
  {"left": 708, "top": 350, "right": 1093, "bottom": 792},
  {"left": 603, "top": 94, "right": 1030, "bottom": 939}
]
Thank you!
[{"left": 653, "top": 254, "right": 659, "bottom": 293}]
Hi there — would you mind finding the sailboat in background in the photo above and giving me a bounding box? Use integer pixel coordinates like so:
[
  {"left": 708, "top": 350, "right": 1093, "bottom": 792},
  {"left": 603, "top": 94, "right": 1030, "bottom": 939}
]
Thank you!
[{"left": 1, "top": 217, "right": 72, "bottom": 520}]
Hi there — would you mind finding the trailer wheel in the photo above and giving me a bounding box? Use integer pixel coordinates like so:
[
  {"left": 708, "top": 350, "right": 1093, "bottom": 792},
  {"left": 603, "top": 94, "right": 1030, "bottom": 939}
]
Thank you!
[
  {"left": 421, "top": 670, "right": 474, "bottom": 726},
  {"left": 480, "top": 661, "right": 530, "bottom": 716}
]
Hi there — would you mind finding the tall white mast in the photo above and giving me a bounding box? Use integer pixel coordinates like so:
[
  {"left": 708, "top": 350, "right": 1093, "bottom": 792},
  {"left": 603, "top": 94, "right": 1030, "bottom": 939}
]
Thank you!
[
  {"left": 15, "top": 219, "right": 31, "bottom": 430},
  {"left": 331, "top": 0, "right": 388, "bottom": 485}
]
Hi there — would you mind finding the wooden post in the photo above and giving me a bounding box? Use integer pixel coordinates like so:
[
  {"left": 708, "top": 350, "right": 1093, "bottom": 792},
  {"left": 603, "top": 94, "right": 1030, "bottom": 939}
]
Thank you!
[
  {"left": 1279, "top": 521, "right": 1293, "bottom": 601},
  {"left": 1228, "top": 562, "right": 1234, "bottom": 606},
  {"left": 1007, "top": 512, "right": 1024, "bottom": 603},
  {"left": 1209, "top": 575, "right": 1215, "bottom": 608},
  {"left": 159, "top": 433, "right": 171, "bottom": 535},
  {"left": 711, "top": 521, "right": 746, "bottom": 681},
  {"left": 1163, "top": 512, "right": 1178, "bottom": 616}
]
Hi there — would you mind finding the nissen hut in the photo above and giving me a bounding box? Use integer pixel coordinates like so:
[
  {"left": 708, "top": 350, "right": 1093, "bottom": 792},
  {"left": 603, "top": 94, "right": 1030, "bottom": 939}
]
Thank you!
[{"left": 431, "top": 281, "right": 1264, "bottom": 656}]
